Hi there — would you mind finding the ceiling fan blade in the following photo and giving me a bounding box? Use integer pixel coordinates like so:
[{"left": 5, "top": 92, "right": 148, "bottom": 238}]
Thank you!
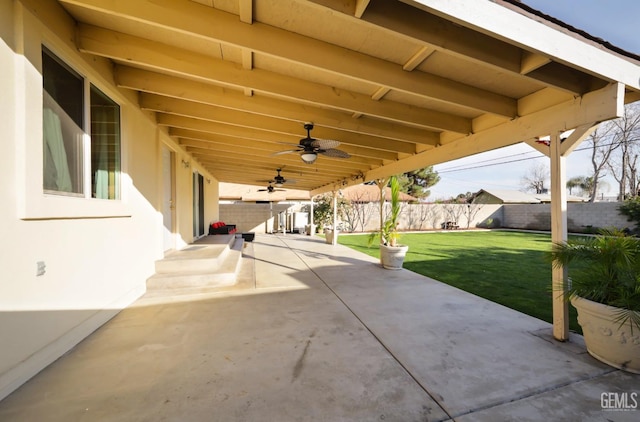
[
  {"left": 319, "top": 148, "right": 351, "bottom": 158},
  {"left": 311, "top": 139, "right": 340, "bottom": 149},
  {"left": 272, "top": 149, "right": 300, "bottom": 156}
]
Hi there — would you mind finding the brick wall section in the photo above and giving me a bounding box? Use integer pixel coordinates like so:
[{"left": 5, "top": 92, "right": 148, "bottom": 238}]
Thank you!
[{"left": 502, "top": 202, "right": 631, "bottom": 232}]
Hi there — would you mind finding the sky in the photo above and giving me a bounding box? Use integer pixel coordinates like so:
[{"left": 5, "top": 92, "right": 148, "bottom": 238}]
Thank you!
[{"left": 429, "top": 0, "right": 640, "bottom": 200}]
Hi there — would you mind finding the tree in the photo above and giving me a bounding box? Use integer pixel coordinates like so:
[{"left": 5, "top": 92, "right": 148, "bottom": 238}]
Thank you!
[
  {"left": 311, "top": 193, "right": 350, "bottom": 229},
  {"left": 463, "top": 203, "right": 484, "bottom": 229},
  {"left": 340, "top": 189, "right": 377, "bottom": 232},
  {"left": 566, "top": 176, "right": 582, "bottom": 195},
  {"left": 521, "top": 162, "right": 549, "bottom": 194},
  {"left": 566, "top": 176, "right": 593, "bottom": 197},
  {"left": 605, "top": 103, "right": 640, "bottom": 199},
  {"left": 455, "top": 191, "right": 479, "bottom": 203},
  {"left": 583, "top": 121, "right": 618, "bottom": 201},
  {"left": 397, "top": 166, "right": 440, "bottom": 199}
]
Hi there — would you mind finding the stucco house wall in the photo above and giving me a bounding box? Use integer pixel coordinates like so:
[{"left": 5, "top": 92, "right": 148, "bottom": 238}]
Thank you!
[{"left": 0, "top": 1, "right": 218, "bottom": 400}]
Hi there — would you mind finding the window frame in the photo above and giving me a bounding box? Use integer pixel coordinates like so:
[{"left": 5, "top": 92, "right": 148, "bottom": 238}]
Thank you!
[{"left": 17, "top": 39, "right": 129, "bottom": 219}]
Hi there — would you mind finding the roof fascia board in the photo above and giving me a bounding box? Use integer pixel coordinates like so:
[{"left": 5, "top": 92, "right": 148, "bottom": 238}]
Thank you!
[{"left": 408, "top": 0, "right": 640, "bottom": 91}]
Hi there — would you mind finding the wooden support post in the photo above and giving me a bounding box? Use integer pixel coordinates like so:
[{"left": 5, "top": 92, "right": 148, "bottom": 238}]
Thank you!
[
  {"left": 550, "top": 131, "right": 569, "bottom": 341},
  {"left": 377, "top": 179, "right": 389, "bottom": 241},
  {"left": 332, "top": 190, "right": 338, "bottom": 245},
  {"left": 376, "top": 179, "right": 388, "bottom": 264},
  {"left": 308, "top": 195, "right": 314, "bottom": 235}
]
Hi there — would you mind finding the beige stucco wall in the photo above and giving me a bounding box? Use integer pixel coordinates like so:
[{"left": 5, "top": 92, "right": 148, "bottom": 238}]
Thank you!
[{"left": 0, "top": 0, "right": 218, "bottom": 400}]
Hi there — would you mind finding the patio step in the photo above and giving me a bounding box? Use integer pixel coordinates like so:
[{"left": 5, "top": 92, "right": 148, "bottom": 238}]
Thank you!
[
  {"left": 146, "top": 235, "right": 244, "bottom": 291},
  {"left": 154, "top": 235, "right": 236, "bottom": 274}
]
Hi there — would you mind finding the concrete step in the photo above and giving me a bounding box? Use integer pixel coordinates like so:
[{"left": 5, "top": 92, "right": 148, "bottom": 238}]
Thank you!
[
  {"left": 154, "top": 235, "right": 235, "bottom": 274},
  {"left": 146, "top": 236, "right": 245, "bottom": 292}
]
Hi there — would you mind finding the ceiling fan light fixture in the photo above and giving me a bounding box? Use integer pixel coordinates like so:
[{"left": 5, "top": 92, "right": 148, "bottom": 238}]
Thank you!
[
  {"left": 274, "top": 182, "right": 283, "bottom": 188},
  {"left": 301, "top": 152, "right": 317, "bottom": 164}
]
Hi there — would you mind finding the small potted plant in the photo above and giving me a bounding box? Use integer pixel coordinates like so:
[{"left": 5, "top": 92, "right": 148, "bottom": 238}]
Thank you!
[
  {"left": 549, "top": 229, "right": 640, "bottom": 373},
  {"left": 369, "top": 176, "right": 408, "bottom": 269}
]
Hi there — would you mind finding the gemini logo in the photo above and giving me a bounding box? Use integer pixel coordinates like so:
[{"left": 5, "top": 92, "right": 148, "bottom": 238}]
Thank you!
[{"left": 601, "top": 392, "right": 638, "bottom": 412}]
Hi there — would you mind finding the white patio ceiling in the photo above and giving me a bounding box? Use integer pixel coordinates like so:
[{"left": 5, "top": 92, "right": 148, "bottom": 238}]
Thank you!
[{"left": 52, "top": 0, "right": 640, "bottom": 195}]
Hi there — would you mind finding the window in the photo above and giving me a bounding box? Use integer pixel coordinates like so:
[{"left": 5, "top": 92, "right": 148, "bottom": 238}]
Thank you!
[
  {"left": 91, "top": 85, "right": 121, "bottom": 199},
  {"left": 42, "top": 47, "right": 84, "bottom": 195},
  {"left": 42, "top": 47, "right": 121, "bottom": 200}
]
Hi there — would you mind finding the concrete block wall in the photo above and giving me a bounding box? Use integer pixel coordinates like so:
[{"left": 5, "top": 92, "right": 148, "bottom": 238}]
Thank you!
[
  {"left": 358, "top": 203, "right": 503, "bottom": 232},
  {"left": 502, "top": 202, "right": 632, "bottom": 232},
  {"left": 219, "top": 201, "right": 631, "bottom": 234},
  {"left": 219, "top": 203, "right": 305, "bottom": 233}
]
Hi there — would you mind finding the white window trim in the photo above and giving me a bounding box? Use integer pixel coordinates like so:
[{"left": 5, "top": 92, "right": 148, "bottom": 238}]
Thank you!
[{"left": 17, "top": 37, "right": 130, "bottom": 220}]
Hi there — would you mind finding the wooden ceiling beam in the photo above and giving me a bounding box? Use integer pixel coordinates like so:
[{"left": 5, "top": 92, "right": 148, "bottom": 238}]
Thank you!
[
  {"left": 140, "top": 93, "right": 414, "bottom": 156},
  {"left": 78, "top": 24, "right": 471, "bottom": 134},
  {"left": 159, "top": 115, "right": 407, "bottom": 163},
  {"left": 174, "top": 129, "right": 398, "bottom": 162},
  {"left": 191, "top": 150, "right": 368, "bottom": 177},
  {"left": 200, "top": 164, "right": 347, "bottom": 186},
  {"left": 117, "top": 66, "right": 441, "bottom": 143},
  {"left": 361, "top": 83, "right": 624, "bottom": 190},
  {"left": 63, "top": 0, "right": 516, "bottom": 117},
  {"left": 358, "top": 0, "right": 598, "bottom": 96}
]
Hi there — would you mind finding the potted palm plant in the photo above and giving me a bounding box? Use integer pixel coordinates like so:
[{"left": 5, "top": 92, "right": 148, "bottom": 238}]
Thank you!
[
  {"left": 549, "top": 229, "right": 640, "bottom": 373},
  {"left": 369, "top": 176, "right": 408, "bottom": 269}
]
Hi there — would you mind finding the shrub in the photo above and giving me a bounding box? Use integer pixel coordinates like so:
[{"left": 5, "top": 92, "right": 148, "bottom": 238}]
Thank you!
[{"left": 618, "top": 197, "right": 640, "bottom": 233}]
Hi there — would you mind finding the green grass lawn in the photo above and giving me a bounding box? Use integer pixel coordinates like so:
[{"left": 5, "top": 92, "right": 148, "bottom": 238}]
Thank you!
[{"left": 338, "top": 230, "right": 580, "bottom": 333}]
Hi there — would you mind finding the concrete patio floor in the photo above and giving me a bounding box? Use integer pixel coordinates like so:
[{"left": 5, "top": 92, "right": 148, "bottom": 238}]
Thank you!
[{"left": 0, "top": 233, "right": 637, "bottom": 421}]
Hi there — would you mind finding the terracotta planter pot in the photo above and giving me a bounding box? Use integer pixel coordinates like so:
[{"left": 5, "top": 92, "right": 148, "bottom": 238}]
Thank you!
[
  {"left": 380, "top": 244, "right": 409, "bottom": 270},
  {"left": 571, "top": 296, "right": 640, "bottom": 374},
  {"left": 324, "top": 229, "right": 339, "bottom": 244}
]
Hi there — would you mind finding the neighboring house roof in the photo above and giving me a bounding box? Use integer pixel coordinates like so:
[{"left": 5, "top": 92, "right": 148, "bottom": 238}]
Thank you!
[
  {"left": 532, "top": 194, "right": 588, "bottom": 203},
  {"left": 339, "top": 184, "right": 417, "bottom": 203},
  {"left": 476, "top": 189, "right": 541, "bottom": 203},
  {"left": 474, "top": 189, "right": 588, "bottom": 204},
  {"left": 220, "top": 183, "right": 310, "bottom": 202}
]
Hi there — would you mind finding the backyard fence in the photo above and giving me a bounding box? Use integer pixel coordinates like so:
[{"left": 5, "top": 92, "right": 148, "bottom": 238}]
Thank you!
[{"left": 220, "top": 201, "right": 632, "bottom": 234}]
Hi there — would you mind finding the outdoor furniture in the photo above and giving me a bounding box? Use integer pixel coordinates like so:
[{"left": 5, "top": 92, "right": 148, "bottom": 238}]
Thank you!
[
  {"left": 209, "top": 222, "right": 237, "bottom": 235},
  {"left": 441, "top": 221, "right": 459, "bottom": 230}
]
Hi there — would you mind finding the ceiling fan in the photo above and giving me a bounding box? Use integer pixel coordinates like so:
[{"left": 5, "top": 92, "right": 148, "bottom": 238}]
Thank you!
[
  {"left": 271, "top": 168, "right": 295, "bottom": 187},
  {"left": 258, "top": 183, "right": 286, "bottom": 194},
  {"left": 274, "top": 123, "right": 351, "bottom": 164},
  {"left": 259, "top": 168, "right": 295, "bottom": 188}
]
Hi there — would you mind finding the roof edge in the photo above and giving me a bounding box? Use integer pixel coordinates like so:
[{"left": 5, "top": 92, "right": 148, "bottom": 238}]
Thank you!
[{"left": 497, "top": 0, "right": 640, "bottom": 62}]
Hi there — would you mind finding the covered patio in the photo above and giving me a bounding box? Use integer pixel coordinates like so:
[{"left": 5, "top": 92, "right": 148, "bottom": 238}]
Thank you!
[
  {"left": 0, "top": 234, "right": 636, "bottom": 421},
  {"left": 47, "top": 0, "right": 639, "bottom": 338},
  {"left": 2, "top": 0, "right": 640, "bottom": 411}
]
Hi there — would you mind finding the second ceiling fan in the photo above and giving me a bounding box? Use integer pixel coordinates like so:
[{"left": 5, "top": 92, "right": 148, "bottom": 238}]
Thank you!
[{"left": 274, "top": 123, "right": 351, "bottom": 164}]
